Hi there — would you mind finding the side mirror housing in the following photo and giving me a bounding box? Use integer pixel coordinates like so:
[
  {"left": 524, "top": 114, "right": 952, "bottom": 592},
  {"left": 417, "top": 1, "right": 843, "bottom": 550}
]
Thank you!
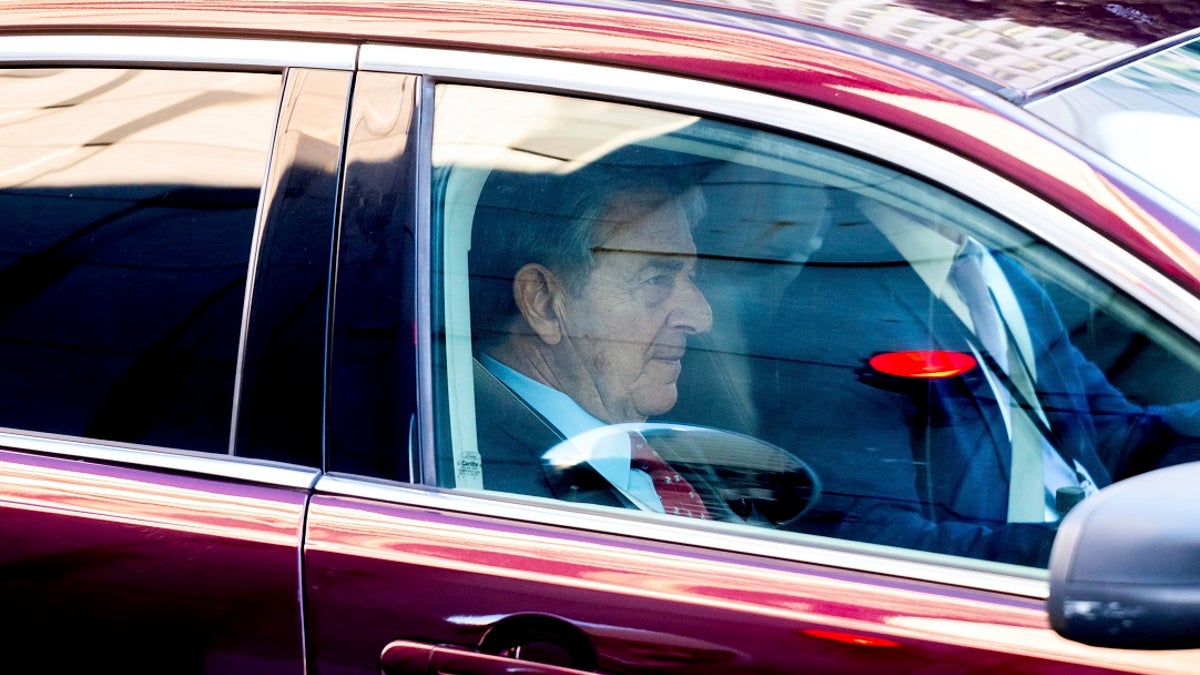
[{"left": 1048, "top": 462, "right": 1200, "bottom": 649}]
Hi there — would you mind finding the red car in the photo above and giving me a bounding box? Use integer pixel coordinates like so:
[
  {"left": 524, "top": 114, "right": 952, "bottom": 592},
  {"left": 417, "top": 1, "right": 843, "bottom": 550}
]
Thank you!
[{"left": 3, "top": 1, "right": 1200, "bottom": 672}]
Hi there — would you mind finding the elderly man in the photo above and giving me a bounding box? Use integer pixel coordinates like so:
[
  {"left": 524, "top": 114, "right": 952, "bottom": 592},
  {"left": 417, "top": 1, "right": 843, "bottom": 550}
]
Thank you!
[{"left": 467, "top": 164, "right": 735, "bottom": 519}]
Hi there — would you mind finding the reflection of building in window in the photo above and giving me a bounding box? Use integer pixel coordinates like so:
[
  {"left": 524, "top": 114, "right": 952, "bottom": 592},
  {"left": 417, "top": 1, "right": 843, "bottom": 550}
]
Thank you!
[{"left": 681, "top": 0, "right": 1181, "bottom": 90}]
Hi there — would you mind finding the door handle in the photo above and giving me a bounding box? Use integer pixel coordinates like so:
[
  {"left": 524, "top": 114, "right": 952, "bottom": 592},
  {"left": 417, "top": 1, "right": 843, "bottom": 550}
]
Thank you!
[{"left": 380, "top": 639, "right": 595, "bottom": 675}]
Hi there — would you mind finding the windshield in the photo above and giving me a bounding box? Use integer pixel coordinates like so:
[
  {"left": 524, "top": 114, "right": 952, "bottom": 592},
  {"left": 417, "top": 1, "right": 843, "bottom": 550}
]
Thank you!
[{"left": 1028, "top": 37, "right": 1200, "bottom": 218}]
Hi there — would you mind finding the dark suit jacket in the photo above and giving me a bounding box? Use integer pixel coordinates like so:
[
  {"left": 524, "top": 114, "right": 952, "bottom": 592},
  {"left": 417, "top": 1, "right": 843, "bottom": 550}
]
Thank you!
[
  {"left": 760, "top": 219, "right": 1199, "bottom": 565},
  {"left": 471, "top": 359, "right": 749, "bottom": 522}
]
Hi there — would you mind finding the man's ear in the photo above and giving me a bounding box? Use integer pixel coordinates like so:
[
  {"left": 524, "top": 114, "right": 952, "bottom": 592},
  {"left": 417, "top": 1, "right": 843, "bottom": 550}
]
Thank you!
[{"left": 512, "top": 263, "right": 566, "bottom": 345}]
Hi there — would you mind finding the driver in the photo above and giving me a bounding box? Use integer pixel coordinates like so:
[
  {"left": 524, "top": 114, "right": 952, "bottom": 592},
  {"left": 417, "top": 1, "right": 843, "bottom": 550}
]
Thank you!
[{"left": 467, "top": 164, "right": 737, "bottom": 519}]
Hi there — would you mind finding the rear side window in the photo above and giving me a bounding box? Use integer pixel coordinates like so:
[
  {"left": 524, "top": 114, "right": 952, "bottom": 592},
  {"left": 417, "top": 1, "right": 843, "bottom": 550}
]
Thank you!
[{"left": 0, "top": 68, "right": 280, "bottom": 452}]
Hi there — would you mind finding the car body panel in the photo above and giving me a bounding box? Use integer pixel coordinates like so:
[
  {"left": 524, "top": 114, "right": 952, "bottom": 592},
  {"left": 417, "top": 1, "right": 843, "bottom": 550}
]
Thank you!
[
  {"left": 0, "top": 443, "right": 315, "bottom": 672},
  {"left": 305, "top": 483, "right": 1200, "bottom": 673}
]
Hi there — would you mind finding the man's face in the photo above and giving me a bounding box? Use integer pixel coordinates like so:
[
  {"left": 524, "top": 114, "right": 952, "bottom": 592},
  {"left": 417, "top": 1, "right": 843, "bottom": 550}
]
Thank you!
[{"left": 555, "top": 196, "right": 712, "bottom": 423}]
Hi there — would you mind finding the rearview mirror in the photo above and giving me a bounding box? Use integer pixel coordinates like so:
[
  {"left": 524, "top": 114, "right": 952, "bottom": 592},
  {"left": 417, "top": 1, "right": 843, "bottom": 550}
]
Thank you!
[{"left": 1048, "top": 461, "right": 1200, "bottom": 649}]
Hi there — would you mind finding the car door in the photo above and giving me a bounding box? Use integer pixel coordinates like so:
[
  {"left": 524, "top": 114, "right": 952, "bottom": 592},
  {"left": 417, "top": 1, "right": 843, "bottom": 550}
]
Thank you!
[
  {"left": 305, "top": 46, "right": 1200, "bottom": 674},
  {"left": 0, "top": 36, "right": 352, "bottom": 673}
]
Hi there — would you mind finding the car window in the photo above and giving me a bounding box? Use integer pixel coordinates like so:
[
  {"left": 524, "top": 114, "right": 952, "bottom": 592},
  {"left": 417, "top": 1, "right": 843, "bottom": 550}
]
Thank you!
[
  {"left": 0, "top": 67, "right": 280, "bottom": 452},
  {"left": 1027, "top": 36, "right": 1200, "bottom": 219},
  {"left": 426, "top": 85, "right": 1200, "bottom": 569}
]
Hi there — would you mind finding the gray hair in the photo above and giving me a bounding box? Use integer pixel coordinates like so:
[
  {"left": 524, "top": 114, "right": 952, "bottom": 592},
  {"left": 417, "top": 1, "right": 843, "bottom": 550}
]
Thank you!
[{"left": 468, "top": 165, "right": 706, "bottom": 346}]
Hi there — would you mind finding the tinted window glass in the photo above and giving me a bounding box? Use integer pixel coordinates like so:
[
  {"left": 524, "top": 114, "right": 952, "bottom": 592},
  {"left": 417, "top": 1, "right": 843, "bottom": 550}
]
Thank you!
[
  {"left": 0, "top": 68, "right": 279, "bottom": 452},
  {"left": 233, "top": 69, "right": 351, "bottom": 468},
  {"left": 430, "top": 86, "right": 1200, "bottom": 568}
]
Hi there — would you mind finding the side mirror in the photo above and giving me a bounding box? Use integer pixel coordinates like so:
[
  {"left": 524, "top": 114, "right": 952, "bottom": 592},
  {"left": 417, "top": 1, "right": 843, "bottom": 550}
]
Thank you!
[
  {"left": 1047, "top": 461, "right": 1200, "bottom": 649},
  {"left": 543, "top": 422, "right": 820, "bottom": 526}
]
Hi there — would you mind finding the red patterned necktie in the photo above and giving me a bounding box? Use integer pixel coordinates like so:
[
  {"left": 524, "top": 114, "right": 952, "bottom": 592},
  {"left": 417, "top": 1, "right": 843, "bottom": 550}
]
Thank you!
[{"left": 629, "top": 432, "right": 710, "bottom": 519}]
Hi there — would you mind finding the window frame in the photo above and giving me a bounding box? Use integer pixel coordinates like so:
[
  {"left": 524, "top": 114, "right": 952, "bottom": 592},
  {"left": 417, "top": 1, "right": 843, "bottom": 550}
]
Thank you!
[{"left": 320, "top": 43, "right": 1200, "bottom": 597}]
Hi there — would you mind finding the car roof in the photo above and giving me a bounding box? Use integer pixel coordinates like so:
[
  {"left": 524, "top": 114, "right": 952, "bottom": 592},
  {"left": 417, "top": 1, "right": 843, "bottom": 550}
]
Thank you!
[
  {"left": 6, "top": 0, "right": 1200, "bottom": 102},
  {"left": 622, "top": 0, "right": 1200, "bottom": 100}
]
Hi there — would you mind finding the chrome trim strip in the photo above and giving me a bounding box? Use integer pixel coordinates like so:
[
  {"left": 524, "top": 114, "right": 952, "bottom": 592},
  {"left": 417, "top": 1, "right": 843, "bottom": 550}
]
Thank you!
[
  {"left": 0, "top": 34, "right": 356, "bottom": 70},
  {"left": 315, "top": 474, "right": 1049, "bottom": 598},
  {"left": 355, "top": 45, "right": 1200, "bottom": 595},
  {"left": 0, "top": 430, "right": 320, "bottom": 489}
]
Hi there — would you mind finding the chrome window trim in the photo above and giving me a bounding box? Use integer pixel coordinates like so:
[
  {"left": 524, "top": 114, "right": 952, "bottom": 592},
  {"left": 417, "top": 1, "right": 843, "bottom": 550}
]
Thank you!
[
  {"left": 0, "top": 34, "right": 356, "bottom": 70},
  {"left": 0, "top": 430, "right": 320, "bottom": 490},
  {"left": 355, "top": 45, "right": 1200, "bottom": 596},
  {"left": 315, "top": 474, "right": 1048, "bottom": 599}
]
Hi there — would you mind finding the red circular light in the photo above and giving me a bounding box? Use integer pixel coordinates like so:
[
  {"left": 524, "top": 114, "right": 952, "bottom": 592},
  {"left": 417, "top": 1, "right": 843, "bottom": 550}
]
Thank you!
[{"left": 869, "top": 350, "right": 977, "bottom": 379}]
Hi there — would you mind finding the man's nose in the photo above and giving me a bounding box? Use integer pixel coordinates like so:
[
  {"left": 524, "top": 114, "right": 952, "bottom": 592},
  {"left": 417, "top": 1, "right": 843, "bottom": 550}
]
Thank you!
[{"left": 671, "top": 278, "right": 713, "bottom": 334}]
